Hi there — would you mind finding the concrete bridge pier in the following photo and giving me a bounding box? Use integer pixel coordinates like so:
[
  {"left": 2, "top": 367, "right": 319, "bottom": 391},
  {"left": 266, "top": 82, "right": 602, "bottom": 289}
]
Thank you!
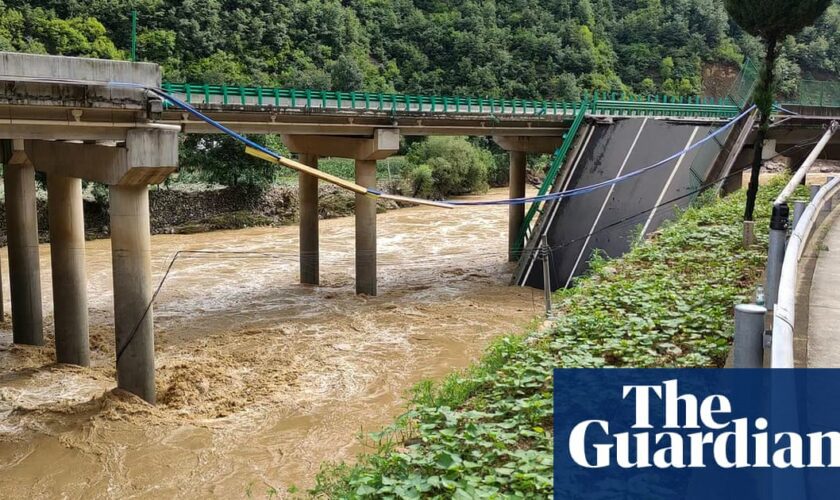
[
  {"left": 110, "top": 184, "right": 155, "bottom": 402},
  {"left": 493, "top": 136, "right": 566, "bottom": 262},
  {"left": 108, "top": 129, "right": 178, "bottom": 403},
  {"left": 298, "top": 154, "right": 320, "bottom": 286},
  {"left": 283, "top": 129, "right": 399, "bottom": 296},
  {"left": 25, "top": 129, "right": 177, "bottom": 402},
  {"left": 0, "top": 52, "right": 179, "bottom": 403},
  {"left": 47, "top": 174, "right": 90, "bottom": 365},
  {"left": 2, "top": 139, "right": 44, "bottom": 345},
  {"left": 355, "top": 160, "right": 377, "bottom": 296},
  {"left": 508, "top": 151, "right": 526, "bottom": 262},
  {"left": 0, "top": 249, "right": 3, "bottom": 320}
]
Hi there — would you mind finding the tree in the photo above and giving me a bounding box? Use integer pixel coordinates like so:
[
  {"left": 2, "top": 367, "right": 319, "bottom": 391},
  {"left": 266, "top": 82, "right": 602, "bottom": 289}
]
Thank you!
[
  {"left": 184, "top": 51, "right": 249, "bottom": 84},
  {"left": 179, "top": 134, "right": 289, "bottom": 189},
  {"left": 405, "top": 137, "right": 492, "bottom": 199},
  {"left": 330, "top": 54, "right": 364, "bottom": 90},
  {"left": 724, "top": 0, "right": 832, "bottom": 222}
]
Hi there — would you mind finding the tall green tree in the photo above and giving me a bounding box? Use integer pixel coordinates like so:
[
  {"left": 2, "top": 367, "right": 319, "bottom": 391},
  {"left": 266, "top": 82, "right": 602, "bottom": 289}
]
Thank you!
[{"left": 724, "top": 0, "right": 832, "bottom": 222}]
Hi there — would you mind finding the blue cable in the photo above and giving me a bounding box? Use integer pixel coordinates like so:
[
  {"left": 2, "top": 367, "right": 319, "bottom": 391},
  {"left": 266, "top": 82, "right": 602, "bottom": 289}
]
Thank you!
[
  {"left": 447, "top": 104, "right": 756, "bottom": 206},
  {"left": 144, "top": 87, "right": 284, "bottom": 161},
  {"left": 113, "top": 81, "right": 755, "bottom": 209}
]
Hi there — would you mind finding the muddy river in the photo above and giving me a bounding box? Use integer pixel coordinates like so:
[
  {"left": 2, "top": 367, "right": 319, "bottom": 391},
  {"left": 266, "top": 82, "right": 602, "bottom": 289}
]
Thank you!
[{"left": 0, "top": 188, "right": 538, "bottom": 498}]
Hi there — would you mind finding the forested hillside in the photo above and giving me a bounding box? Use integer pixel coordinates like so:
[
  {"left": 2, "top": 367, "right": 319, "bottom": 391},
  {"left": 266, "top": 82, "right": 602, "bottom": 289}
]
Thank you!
[{"left": 1, "top": 0, "right": 838, "bottom": 100}]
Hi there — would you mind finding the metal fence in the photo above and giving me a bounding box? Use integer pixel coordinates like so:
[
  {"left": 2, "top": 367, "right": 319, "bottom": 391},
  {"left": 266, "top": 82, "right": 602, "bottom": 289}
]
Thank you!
[
  {"left": 783, "top": 80, "right": 840, "bottom": 108},
  {"left": 727, "top": 57, "right": 760, "bottom": 108},
  {"left": 161, "top": 83, "right": 741, "bottom": 119}
]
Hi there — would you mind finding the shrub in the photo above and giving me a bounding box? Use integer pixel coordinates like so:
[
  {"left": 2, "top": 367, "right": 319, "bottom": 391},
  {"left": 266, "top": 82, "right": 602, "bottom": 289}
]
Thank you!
[
  {"left": 487, "top": 153, "right": 510, "bottom": 187},
  {"left": 407, "top": 164, "right": 434, "bottom": 198},
  {"left": 404, "top": 137, "right": 491, "bottom": 199},
  {"left": 90, "top": 182, "right": 109, "bottom": 205}
]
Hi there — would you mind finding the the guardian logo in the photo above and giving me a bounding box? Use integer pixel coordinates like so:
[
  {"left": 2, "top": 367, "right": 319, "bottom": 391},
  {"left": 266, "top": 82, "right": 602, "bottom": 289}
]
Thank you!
[
  {"left": 555, "top": 369, "right": 840, "bottom": 499},
  {"left": 567, "top": 379, "right": 840, "bottom": 469}
]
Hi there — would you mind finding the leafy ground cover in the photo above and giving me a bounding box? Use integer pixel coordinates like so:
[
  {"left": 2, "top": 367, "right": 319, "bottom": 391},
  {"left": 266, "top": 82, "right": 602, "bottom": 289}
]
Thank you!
[{"left": 310, "top": 180, "right": 788, "bottom": 499}]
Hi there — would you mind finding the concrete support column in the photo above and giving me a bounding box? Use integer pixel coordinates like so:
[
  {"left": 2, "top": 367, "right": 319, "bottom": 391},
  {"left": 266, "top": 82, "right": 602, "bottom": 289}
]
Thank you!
[
  {"left": 3, "top": 147, "right": 43, "bottom": 345},
  {"left": 355, "top": 160, "right": 377, "bottom": 296},
  {"left": 298, "top": 154, "right": 319, "bottom": 286},
  {"left": 508, "top": 150, "right": 527, "bottom": 262},
  {"left": 0, "top": 252, "right": 4, "bottom": 320},
  {"left": 47, "top": 174, "right": 90, "bottom": 366},
  {"left": 109, "top": 185, "right": 155, "bottom": 403}
]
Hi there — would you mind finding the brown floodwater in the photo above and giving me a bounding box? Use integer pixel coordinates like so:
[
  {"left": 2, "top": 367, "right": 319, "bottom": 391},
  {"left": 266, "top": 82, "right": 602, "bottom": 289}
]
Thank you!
[{"left": 0, "top": 188, "right": 539, "bottom": 498}]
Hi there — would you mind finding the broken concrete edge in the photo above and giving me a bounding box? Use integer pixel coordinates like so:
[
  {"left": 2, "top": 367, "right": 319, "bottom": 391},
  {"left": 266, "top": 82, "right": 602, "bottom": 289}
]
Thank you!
[{"left": 0, "top": 51, "right": 160, "bottom": 87}]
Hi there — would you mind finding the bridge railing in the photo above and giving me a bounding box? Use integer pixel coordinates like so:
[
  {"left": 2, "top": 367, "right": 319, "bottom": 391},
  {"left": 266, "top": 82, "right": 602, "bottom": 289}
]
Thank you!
[
  {"left": 162, "top": 82, "right": 583, "bottom": 117},
  {"left": 514, "top": 102, "right": 590, "bottom": 256},
  {"left": 160, "top": 83, "right": 741, "bottom": 120},
  {"left": 771, "top": 177, "right": 840, "bottom": 367}
]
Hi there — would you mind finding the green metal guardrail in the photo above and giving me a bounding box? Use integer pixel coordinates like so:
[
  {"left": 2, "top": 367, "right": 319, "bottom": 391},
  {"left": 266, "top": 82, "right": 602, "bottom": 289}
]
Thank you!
[
  {"left": 160, "top": 82, "right": 741, "bottom": 119},
  {"left": 162, "top": 82, "right": 584, "bottom": 116},
  {"left": 512, "top": 102, "right": 591, "bottom": 257}
]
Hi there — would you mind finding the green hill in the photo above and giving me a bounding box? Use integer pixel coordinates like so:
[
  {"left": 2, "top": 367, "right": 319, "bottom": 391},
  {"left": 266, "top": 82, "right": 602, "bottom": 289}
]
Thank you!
[{"left": 1, "top": 0, "right": 838, "bottom": 99}]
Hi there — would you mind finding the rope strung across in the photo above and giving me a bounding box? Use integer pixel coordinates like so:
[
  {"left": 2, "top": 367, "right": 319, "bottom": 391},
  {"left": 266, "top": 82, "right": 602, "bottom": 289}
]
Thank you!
[
  {"left": 106, "top": 81, "right": 757, "bottom": 209},
  {"left": 142, "top": 87, "right": 454, "bottom": 209}
]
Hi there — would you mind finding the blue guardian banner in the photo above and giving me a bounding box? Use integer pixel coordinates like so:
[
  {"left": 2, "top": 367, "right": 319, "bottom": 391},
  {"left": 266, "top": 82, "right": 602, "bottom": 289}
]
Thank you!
[{"left": 553, "top": 369, "right": 840, "bottom": 499}]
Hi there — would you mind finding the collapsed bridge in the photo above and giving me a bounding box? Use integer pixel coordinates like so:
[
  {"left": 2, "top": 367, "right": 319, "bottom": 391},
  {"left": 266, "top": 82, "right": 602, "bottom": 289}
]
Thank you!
[{"left": 1, "top": 52, "right": 839, "bottom": 403}]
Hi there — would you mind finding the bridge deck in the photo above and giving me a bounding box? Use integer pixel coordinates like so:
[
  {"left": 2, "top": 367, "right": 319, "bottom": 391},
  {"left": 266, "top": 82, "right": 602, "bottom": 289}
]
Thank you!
[{"left": 159, "top": 84, "right": 740, "bottom": 136}]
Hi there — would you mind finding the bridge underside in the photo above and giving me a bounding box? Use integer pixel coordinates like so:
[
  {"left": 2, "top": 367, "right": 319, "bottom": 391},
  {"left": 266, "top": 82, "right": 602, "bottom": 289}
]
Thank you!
[
  {"left": 161, "top": 106, "right": 572, "bottom": 137},
  {"left": 516, "top": 118, "right": 718, "bottom": 289}
]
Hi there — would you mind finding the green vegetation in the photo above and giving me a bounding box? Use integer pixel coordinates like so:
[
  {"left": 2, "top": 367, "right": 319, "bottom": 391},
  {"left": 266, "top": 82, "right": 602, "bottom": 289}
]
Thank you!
[
  {"left": 405, "top": 137, "right": 492, "bottom": 199},
  {"left": 178, "top": 135, "right": 291, "bottom": 189},
  {"left": 311, "top": 179, "right": 788, "bottom": 498},
  {"left": 3, "top": 1, "right": 838, "bottom": 100},
  {"left": 0, "top": 3, "right": 122, "bottom": 58}
]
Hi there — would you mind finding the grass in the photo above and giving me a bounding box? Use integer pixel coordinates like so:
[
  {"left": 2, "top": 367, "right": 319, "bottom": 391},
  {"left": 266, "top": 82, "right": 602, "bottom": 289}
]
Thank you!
[{"left": 309, "top": 179, "right": 789, "bottom": 499}]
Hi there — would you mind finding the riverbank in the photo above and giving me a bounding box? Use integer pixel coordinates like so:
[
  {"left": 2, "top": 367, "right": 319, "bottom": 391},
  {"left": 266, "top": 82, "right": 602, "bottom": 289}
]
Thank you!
[
  {"left": 311, "top": 180, "right": 786, "bottom": 498},
  {"left": 0, "top": 183, "right": 403, "bottom": 246}
]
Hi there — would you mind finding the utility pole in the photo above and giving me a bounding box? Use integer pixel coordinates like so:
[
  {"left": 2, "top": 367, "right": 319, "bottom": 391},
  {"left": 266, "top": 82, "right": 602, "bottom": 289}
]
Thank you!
[{"left": 541, "top": 234, "right": 552, "bottom": 317}]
